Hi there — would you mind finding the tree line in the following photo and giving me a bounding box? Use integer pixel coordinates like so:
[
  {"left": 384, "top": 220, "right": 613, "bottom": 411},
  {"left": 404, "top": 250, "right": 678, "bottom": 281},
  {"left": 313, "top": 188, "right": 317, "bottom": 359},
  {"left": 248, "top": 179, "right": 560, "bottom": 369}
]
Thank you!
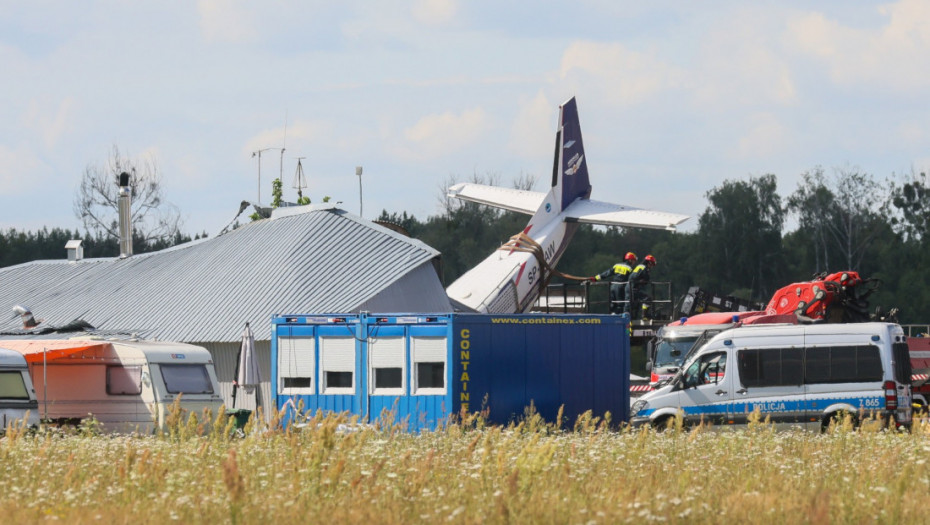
[
  {"left": 4, "top": 152, "right": 930, "bottom": 323},
  {"left": 378, "top": 167, "right": 930, "bottom": 323},
  {"left": 0, "top": 228, "right": 200, "bottom": 267}
]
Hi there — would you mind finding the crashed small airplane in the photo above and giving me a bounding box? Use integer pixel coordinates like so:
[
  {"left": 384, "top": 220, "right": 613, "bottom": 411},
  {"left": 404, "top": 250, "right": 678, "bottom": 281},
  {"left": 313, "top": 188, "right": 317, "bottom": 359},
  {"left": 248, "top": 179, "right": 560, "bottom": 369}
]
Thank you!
[{"left": 445, "top": 97, "right": 689, "bottom": 313}]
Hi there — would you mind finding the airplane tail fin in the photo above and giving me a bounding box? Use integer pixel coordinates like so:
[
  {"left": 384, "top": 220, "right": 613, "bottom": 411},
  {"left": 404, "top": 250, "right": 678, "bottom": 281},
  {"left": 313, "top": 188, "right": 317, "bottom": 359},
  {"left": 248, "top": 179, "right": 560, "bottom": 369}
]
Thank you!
[{"left": 552, "top": 97, "right": 592, "bottom": 212}]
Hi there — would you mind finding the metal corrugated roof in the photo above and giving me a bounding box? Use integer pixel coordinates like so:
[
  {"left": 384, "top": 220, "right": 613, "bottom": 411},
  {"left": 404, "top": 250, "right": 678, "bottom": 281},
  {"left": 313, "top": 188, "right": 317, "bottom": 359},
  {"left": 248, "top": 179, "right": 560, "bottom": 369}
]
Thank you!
[{"left": 0, "top": 205, "right": 449, "bottom": 342}]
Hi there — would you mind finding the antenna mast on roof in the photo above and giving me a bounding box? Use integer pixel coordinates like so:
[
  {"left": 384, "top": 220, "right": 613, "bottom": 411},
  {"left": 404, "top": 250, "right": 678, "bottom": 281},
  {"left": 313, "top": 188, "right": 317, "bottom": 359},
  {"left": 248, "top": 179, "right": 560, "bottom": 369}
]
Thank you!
[
  {"left": 293, "top": 157, "right": 307, "bottom": 201},
  {"left": 279, "top": 111, "right": 287, "bottom": 186}
]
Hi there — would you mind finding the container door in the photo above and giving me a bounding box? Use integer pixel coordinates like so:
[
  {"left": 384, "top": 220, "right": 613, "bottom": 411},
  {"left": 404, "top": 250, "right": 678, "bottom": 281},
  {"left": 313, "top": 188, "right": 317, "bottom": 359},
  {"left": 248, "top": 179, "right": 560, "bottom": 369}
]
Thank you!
[
  {"left": 274, "top": 324, "right": 320, "bottom": 421},
  {"left": 317, "top": 324, "right": 363, "bottom": 416},
  {"left": 365, "top": 325, "right": 407, "bottom": 422},
  {"left": 408, "top": 325, "right": 450, "bottom": 430}
]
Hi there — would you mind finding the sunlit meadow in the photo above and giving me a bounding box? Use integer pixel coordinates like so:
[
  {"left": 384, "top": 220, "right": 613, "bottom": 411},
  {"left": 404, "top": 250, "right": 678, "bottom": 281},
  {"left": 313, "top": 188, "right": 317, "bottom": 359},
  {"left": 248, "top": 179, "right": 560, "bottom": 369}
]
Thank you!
[{"left": 2, "top": 406, "right": 930, "bottom": 524}]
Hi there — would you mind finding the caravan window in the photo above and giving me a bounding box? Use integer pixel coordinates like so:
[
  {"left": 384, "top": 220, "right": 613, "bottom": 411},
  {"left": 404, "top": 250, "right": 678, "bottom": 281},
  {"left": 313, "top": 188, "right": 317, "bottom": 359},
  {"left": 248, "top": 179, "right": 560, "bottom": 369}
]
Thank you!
[
  {"left": 411, "top": 336, "right": 446, "bottom": 395},
  {"left": 369, "top": 336, "right": 405, "bottom": 395},
  {"left": 0, "top": 371, "right": 30, "bottom": 400},
  {"left": 278, "top": 336, "right": 315, "bottom": 394},
  {"left": 161, "top": 365, "right": 214, "bottom": 394},
  {"left": 107, "top": 366, "right": 142, "bottom": 395},
  {"left": 805, "top": 345, "right": 883, "bottom": 384},
  {"left": 320, "top": 337, "right": 355, "bottom": 395}
]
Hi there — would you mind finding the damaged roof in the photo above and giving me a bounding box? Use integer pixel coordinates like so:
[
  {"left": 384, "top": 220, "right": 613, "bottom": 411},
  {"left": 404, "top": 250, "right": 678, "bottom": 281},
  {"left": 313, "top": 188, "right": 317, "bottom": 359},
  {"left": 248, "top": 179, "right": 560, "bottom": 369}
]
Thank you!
[{"left": 0, "top": 205, "right": 451, "bottom": 342}]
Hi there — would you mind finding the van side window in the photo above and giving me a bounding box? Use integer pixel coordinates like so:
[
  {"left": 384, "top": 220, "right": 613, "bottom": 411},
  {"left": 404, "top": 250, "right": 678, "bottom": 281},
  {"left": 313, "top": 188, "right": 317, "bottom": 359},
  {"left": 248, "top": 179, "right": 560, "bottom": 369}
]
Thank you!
[
  {"left": 107, "top": 365, "right": 142, "bottom": 395},
  {"left": 805, "top": 345, "right": 882, "bottom": 384},
  {"left": 682, "top": 352, "right": 726, "bottom": 388},
  {"left": 737, "top": 348, "right": 803, "bottom": 387}
]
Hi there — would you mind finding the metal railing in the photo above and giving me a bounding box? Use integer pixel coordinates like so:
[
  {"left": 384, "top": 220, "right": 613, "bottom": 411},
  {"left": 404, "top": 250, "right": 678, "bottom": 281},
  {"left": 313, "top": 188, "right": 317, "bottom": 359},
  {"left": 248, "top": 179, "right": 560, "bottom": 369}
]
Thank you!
[
  {"left": 902, "top": 325, "right": 930, "bottom": 338},
  {"left": 532, "top": 281, "right": 675, "bottom": 320}
]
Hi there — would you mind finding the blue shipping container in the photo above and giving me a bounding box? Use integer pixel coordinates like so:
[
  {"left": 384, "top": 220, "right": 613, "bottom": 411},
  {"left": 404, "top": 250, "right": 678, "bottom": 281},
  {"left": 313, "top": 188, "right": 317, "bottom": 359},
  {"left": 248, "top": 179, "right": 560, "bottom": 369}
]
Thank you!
[{"left": 271, "top": 313, "right": 629, "bottom": 431}]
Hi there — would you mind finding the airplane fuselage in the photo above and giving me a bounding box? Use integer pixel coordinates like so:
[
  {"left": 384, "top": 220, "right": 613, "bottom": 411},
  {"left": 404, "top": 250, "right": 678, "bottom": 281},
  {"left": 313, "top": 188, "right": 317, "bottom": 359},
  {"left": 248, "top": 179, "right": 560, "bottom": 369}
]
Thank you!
[{"left": 446, "top": 209, "right": 577, "bottom": 313}]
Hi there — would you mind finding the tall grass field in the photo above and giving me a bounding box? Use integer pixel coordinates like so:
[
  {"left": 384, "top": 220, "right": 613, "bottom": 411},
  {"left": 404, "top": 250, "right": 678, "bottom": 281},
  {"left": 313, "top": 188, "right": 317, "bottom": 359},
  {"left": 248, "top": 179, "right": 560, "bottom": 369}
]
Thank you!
[{"left": 1, "top": 407, "right": 929, "bottom": 524}]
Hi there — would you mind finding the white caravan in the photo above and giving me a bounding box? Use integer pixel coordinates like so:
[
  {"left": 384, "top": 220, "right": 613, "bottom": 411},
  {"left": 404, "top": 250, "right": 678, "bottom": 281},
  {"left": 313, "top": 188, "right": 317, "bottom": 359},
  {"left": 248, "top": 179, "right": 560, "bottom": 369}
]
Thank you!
[
  {"left": 630, "top": 323, "right": 913, "bottom": 431},
  {"left": 3, "top": 339, "right": 224, "bottom": 433},
  {"left": 445, "top": 97, "right": 689, "bottom": 313},
  {"left": 0, "top": 347, "right": 40, "bottom": 430}
]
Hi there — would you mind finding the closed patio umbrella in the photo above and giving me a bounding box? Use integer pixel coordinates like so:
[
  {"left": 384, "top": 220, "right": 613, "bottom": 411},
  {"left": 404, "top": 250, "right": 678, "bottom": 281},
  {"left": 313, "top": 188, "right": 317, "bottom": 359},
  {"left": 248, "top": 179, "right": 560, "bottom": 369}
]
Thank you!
[{"left": 232, "top": 322, "right": 262, "bottom": 409}]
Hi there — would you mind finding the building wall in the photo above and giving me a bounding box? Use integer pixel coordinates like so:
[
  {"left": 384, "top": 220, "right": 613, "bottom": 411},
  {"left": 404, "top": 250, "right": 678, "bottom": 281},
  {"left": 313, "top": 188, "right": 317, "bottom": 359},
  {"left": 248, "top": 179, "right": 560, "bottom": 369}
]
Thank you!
[
  {"left": 196, "top": 341, "right": 272, "bottom": 420},
  {"left": 359, "top": 262, "right": 452, "bottom": 313}
]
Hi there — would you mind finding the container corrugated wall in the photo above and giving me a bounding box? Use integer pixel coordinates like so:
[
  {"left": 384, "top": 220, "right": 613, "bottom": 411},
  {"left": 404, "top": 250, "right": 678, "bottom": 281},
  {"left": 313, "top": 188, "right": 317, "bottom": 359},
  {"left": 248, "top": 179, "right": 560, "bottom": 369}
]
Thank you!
[{"left": 452, "top": 315, "right": 628, "bottom": 426}]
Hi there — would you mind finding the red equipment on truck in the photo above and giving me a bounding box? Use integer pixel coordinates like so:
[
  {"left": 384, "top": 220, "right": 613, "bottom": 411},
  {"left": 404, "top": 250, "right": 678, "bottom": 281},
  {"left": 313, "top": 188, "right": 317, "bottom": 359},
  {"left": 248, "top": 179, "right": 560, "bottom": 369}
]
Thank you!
[{"left": 683, "top": 271, "right": 885, "bottom": 326}]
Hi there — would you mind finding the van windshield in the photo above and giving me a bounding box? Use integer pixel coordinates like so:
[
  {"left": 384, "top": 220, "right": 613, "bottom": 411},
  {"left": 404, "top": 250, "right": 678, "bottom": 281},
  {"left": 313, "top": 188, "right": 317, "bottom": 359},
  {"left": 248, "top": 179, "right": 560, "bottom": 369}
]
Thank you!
[
  {"left": 0, "top": 371, "right": 30, "bottom": 400},
  {"left": 160, "top": 365, "right": 214, "bottom": 395},
  {"left": 654, "top": 337, "right": 699, "bottom": 368}
]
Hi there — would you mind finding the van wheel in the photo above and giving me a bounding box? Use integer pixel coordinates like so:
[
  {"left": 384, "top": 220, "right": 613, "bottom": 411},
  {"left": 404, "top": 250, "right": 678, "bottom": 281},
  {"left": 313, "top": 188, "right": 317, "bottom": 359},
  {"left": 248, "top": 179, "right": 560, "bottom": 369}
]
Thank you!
[
  {"left": 653, "top": 416, "right": 675, "bottom": 432},
  {"left": 822, "top": 411, "right": 858, "bottom": 432}
]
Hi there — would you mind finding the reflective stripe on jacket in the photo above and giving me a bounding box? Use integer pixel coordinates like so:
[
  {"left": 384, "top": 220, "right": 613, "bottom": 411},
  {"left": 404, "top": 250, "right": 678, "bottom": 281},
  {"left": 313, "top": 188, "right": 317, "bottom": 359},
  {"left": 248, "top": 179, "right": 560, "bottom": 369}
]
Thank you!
[{"left": 595, "top": 263, "right": 633, "bottom": 282}]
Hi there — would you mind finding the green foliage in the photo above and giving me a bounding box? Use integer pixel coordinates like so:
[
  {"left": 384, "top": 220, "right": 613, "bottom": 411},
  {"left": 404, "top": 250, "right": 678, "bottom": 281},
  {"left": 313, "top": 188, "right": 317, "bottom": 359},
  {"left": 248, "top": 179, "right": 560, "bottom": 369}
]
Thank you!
[
  {"left": 379, "top": 169, "right": 930, "bottom": 321},
  {"left": 787, "top": 167, "right": 887, "bottom": 273},
  {"left": 698, "top": 174, "right": 785, "bottom": 298},
  {"left": 889, "top": 170, "right": 930, "bottom": 242},
  {"left": 270, "top": 178, "right": 283, "bottom": 208}
]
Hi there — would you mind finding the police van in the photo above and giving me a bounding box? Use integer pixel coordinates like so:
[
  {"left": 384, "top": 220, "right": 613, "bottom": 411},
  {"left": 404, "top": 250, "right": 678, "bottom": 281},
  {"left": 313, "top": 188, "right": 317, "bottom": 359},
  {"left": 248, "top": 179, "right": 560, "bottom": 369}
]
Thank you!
[{"left": 630, "top": 322, "right": 913, "bottom": 430}]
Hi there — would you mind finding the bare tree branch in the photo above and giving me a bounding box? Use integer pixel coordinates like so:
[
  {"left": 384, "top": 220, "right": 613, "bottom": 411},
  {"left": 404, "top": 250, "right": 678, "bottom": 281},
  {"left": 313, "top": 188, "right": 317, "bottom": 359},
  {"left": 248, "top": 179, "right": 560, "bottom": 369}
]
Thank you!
[{"left": 73, "top": 145, "right": 182, "bottom": 244}]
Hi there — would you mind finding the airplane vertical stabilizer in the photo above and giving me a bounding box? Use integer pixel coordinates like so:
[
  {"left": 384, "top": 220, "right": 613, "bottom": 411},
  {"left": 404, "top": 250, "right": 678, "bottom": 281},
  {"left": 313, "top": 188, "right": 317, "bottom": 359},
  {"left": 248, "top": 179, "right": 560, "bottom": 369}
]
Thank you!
[
  {"left": 524, "top": 97, "right": 592, "bottom": 231},
  {"left": 554, "top": 97, "right": 592, "bottom": 212}
]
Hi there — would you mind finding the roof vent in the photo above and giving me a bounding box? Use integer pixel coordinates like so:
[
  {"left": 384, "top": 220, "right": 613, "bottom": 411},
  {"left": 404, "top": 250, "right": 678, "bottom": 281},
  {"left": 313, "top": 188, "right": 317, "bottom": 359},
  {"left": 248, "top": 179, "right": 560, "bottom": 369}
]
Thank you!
[
  {"left": 65, "top": 239, "right": 83, "bottom": 262},
  {"left": 12, "top": 305, "right": 39, "bottom": 329}
]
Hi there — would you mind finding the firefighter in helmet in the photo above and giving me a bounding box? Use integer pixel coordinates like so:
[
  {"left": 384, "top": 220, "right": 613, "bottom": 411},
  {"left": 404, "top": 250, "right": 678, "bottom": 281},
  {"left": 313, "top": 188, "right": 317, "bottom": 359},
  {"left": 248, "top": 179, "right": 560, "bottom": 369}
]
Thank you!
[
  {"left": 590, "top": 252, "right": 637, "bottom": 314},
  {"left": 626, "top": 254, "right": 657, "bottom": 319}
]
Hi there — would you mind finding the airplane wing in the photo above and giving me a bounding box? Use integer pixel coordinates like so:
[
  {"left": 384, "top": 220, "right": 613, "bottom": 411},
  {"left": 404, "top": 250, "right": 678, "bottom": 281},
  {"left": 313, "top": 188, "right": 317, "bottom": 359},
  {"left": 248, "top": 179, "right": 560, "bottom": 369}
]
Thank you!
[
  {"left": 563, "top": 198, "right": 690, "bottom": 231},
  {"left": 447, "top": 183, "right": 546, "bottom": 215}
]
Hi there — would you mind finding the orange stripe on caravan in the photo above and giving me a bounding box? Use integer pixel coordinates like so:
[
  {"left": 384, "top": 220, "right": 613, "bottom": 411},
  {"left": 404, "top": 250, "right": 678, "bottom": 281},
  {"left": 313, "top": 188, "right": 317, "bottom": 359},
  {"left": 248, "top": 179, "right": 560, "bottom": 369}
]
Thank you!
[{"left": 0, "top": 340, "right": 114, "bottom": 363}]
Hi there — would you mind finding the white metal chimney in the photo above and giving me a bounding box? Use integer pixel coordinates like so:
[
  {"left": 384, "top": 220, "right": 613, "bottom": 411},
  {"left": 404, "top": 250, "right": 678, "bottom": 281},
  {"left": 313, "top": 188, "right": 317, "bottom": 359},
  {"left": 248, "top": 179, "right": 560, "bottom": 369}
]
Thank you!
[{"left": 118, "top": 172, "right": 132, "bottom": 258}]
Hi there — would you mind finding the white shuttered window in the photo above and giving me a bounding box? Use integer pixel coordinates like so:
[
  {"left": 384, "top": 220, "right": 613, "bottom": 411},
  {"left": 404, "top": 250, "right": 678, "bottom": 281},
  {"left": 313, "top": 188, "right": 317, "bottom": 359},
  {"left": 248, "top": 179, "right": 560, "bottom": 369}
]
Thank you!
[
  {"left": 278, "top": 336, "right": 315, "bottom": 394},
  {"left": 412, "top": 336, "right": 447, "bottom": 395},
  {"left": 369, "top": 336, "right": 405, "bottom": 396},
  {"left": 321, "top": 336, "right": 355, "bottom": 394}
]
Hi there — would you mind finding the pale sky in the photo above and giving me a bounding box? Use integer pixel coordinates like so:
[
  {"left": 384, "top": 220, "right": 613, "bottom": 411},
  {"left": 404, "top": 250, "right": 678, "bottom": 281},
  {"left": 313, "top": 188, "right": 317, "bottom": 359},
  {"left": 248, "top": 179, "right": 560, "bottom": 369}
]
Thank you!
[{"left": 2, "top": 1, "right": 929, "bottom": 238}]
